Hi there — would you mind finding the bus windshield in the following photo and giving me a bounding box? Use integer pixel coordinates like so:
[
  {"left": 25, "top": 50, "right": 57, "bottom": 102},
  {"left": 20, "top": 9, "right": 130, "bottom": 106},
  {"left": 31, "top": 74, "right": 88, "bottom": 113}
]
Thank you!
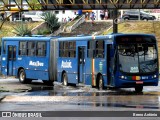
[{"left": 118, "top": 44, "right": 158, "bottom": 74}]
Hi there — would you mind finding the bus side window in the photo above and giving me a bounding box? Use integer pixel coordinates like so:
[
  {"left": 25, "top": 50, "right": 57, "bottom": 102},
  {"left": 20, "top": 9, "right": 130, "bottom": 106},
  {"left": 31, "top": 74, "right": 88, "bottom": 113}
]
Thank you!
[
  {"left": 87, "top": 41, "right": 94, "bottom": 58},
  {"left": 59, "top": 41, "right": 76, "bottom": 58},
  {"left": 64, "top": 42, "right": 69, "bottom": 57},
  {"left": 37, "top": 42, "right": 46, "bottom": 56},
  {"left": 19, "top": 42, "right": 27, "bottom": 56},
  {"left": 28, "top": 41, "right": 35, "bottom": 56},
  {"left": 69, "top": 42, "right": 76, "bottom": 57},
  {"left": 95, "top": 40, "right": 104, "bottom": 58},
  {"left": 59, "top": 42, "right": 64, "bottom": 57}
]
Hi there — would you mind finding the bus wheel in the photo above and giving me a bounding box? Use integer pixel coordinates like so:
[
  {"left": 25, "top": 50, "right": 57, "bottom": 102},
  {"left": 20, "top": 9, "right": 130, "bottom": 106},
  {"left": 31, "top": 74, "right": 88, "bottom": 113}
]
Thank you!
[
  {"left": 62, "top": 73, "right": 68, "bottom": 86},
  {"left": 19, "top": 69, "right": 27, "bottom": 84},
  {"left": 135, "top": 86, "right": 143, "bottom": 93},
  {"left": 98, "top": 75, "right": 104, "bottom": 90}
]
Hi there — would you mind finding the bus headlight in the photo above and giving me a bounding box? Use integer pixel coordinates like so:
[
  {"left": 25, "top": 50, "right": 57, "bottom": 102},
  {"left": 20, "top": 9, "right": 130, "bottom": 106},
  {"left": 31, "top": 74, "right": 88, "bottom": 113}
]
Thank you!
[
  {"left": 153, "top": 75, "right": 157, "bottom": 78},
  {"left": 120, "top": 76, "right": 125, "bottom": 79}
]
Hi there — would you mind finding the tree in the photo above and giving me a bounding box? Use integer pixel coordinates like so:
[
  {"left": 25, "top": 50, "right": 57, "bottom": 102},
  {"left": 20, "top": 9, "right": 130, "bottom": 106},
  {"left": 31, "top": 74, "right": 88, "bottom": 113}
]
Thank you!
[
  {"left": 0, "top": 3, "right": 10, "bottom": 30},
  {"left": 41, "top": 12, "right": 60, "bottom": 33},
  {"left": 13, "top": 23, "right": 32, "bottom": 36},
  {"left": 0, "top": 1, "right": 20, "bottom": 30}
]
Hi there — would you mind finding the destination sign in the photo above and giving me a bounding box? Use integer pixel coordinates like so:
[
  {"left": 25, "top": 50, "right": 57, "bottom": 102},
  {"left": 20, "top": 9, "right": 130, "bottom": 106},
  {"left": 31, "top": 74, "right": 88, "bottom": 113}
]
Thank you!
[{"left": 116, "top": 35, "right": 156, "bottom": 44}]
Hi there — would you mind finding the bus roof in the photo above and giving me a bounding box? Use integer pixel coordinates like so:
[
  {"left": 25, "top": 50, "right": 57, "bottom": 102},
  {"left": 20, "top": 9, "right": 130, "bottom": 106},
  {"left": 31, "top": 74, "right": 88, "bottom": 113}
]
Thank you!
[
  {"left": 55, "top": 35, "right": 112, "bottom": 41},
  {"left": 2, "top": 33, "right": 156, "bottom": 42},
  {"left": 2, "top": 36, "right": 59, "bottom": 41},
  {"left": 54, "top": 33, "right": 155, "bottom": 41}
]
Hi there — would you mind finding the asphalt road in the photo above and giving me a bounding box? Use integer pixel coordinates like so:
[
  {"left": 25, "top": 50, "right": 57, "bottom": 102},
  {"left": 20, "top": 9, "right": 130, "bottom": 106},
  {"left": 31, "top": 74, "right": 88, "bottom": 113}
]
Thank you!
[{"left": 0, "top": 78, "right": 160, "bottom": 119}]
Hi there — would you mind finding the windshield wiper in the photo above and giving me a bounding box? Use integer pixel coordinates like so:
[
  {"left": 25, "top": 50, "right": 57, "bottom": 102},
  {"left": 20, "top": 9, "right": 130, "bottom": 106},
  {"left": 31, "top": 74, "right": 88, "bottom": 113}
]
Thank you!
[{"left": 119, "top": 51, "right": 136, "bottom": 57}]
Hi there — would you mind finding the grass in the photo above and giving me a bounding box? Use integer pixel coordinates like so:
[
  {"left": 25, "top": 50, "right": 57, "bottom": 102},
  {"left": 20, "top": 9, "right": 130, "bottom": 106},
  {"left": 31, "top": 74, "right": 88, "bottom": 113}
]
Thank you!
[
  {"left": 0, "top": 21, "right": 42, "bottom": 38},
  {"left": 102, "top": 21, "right": 160, "bottom": 40}
]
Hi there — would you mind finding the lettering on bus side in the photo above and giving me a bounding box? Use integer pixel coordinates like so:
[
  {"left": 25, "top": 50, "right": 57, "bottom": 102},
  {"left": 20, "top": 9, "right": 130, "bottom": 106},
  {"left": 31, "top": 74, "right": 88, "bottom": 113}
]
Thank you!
[
  {"left": 61, "top": 60, "right": 72, "bottom": 68},
  {"left": 29, "top": 61, "right": 44, "bottom": 67},
  {"left": 17, "top": 57, "right": 22, "bottom": 60}
]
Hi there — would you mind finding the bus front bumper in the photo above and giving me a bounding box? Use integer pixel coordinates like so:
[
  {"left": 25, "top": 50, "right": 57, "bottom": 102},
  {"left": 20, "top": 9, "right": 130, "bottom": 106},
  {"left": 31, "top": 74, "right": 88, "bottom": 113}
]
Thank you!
[{"left": 116, "top": 78, "right": 159, "bottom": 88}]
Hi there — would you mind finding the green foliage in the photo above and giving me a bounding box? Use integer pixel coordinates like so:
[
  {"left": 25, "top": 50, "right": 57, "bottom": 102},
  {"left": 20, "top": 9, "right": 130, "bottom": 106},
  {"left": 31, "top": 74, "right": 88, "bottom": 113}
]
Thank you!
[
  {"left": 36, "top": 28, "right": 50, "bottom": 35},
  {"left": 28, "top": 0, "right": 42, "bottom": 10},
  {"left": 41, "top": 12, "right": 60, "bottom": 33},
  {"left": 13, "top": 23, "right": 32, "bottom": 36}
]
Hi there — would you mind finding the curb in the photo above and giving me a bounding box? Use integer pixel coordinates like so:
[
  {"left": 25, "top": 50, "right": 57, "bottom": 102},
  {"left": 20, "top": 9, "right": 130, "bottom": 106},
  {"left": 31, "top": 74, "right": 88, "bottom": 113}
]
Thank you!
[{"left": 0, "top": 95, "right": 6, "bottom": 102}]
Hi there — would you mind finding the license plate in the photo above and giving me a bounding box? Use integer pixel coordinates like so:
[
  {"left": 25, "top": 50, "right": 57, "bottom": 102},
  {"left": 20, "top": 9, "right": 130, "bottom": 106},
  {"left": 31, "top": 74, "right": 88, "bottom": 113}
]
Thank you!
[{"left": 136, "top": 81, "right": 143, "bottom": 84}]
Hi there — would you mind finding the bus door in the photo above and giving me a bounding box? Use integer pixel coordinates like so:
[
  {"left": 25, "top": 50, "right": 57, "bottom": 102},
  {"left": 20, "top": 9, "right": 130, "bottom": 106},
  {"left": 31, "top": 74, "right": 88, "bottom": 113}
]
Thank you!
[
  {"left": 106, "top": 44, "right": 112, "bottom": 85},
  {"left": 7, "top": 45, "right": 16, "bottom": 76},
  {"left": 78, "top": 47, "right": 85, "bottom": 83}
]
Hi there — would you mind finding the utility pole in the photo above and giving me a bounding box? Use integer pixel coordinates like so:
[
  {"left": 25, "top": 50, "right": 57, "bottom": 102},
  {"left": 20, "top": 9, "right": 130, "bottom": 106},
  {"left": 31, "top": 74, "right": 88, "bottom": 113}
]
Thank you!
[
  {"left": 138, "top": 9, "right": 140, "bottom": 20},
  {"left": 113, "top": 9, "right": 118, "bottom": 33}
]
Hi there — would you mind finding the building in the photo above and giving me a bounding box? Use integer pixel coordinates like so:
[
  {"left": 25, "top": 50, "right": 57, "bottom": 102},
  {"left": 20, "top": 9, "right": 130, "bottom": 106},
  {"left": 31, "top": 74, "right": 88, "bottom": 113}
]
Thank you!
[{"left": 53, "top": 10, "right": 77, "bottom": 22}]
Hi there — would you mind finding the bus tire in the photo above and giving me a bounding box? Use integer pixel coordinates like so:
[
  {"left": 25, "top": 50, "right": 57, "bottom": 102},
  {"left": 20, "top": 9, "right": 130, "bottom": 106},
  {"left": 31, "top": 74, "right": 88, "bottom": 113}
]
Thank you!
[
  {"left": 98, "top": 75, "right": 104, "bottom": 90},
  {"left": 62, "top": 73, "right": 68, "bottom": 86},
  {"left": 135, "top": 86, "right": 143, "bottom": 93},
  {"left": 19, "top": 69, "right": 27, "bottom": 84}
]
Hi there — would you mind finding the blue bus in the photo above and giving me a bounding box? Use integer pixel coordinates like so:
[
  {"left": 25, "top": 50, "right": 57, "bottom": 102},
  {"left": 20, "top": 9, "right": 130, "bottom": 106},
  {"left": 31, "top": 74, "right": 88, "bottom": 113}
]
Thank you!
[
  {"left": 55, "top": 34, "right": 159, "bottom": 92},
  {"left": 0, "top": 36, "right": 59, "bottom": 86},
  {"left": 0, "top": 34, "right": 159, "bottom": 92}
]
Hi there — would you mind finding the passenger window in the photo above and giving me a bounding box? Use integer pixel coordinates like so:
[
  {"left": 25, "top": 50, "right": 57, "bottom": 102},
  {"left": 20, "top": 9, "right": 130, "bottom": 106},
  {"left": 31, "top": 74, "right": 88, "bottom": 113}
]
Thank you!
[
  {"left": 37, "top": 42, "right": 46, "bottom": 56},
  {"left": 64, "top": 42, "right": 69, "bottom": 57},
  {"left": 59, "top": 42, "right": 64, "bottom": 57},
  {"left": 69, "top": 42, "right": 76, "bottom": 57},
  {"left": 19, "top": 42, "right": 27, "bottom": 56},
  {"left": 28, "top": 42, "right": 35, "bottom": 56},
  {"left": 59, "top": 41, "right": 76, "bottom": 58},
  {"left": 87, "top": 41, "right": 95, "bottom": 58}
]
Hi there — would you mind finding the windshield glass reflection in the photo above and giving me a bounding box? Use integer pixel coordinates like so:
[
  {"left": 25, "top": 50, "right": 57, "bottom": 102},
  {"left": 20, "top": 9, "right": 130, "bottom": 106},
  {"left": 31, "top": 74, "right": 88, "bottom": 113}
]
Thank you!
[{"left": 118, "top": 44, "right": 158, "bottom": 74}]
